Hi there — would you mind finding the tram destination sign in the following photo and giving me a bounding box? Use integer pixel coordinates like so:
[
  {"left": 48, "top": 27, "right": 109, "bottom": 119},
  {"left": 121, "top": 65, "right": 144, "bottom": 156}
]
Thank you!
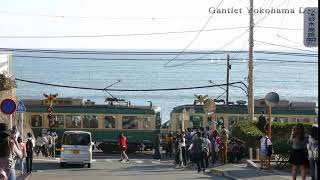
[{"left": 304, "top": 7, "right": 318, "bottom": 47}]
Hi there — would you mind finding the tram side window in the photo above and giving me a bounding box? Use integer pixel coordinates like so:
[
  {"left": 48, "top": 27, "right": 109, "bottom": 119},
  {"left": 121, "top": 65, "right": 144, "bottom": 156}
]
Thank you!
[
  {"left": 31, "top": 115, "right": 43, "bottom": 127},
  {"left": 143, "top": 117, "right": 151, "bottom": 129},
  {"left": 49, "top": 115, "right": 64, "bottom": 128},
  {"left": 65, "top": 115, "right": 81, "bottom": 128},
  {"left": 190, "top": 115, "right": 203, "bottom": 129},
  {"left": 122, "top": 116, "right": 138, "bottom": 129},
  {"left": 105, "top": 116, "right": 116, "bottom": 128},
  {"left": 83, "top": 115, "right": 98, "bottom": 128}
]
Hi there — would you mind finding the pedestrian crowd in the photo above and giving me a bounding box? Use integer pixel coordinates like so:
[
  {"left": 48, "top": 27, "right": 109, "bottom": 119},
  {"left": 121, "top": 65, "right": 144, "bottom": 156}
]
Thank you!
[{"left": 159, "top": 126, "right": 246, "bottom": 173}]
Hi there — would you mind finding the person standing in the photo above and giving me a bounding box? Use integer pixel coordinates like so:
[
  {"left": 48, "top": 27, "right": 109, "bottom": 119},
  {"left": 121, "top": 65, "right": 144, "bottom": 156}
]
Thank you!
[
  {"left": 257, "top": 131, "right": 272, "bottom": 169},
  {"left": 17, "top": 137, "right": 26, "bottom": 174},
  {"left": 219, "top": 127, "right": 229, "bottom": 164},
  {"left": 0, "top": 123, "right": 23, "bottom": 180},
  {"left": 165, "top": 132, "right": 173, "bottom": 158},
  {"left": 179, "top": 132, "right": 186, "bottom": 168},
  {"left": 210, "top": 130, "right": 220, "bottom": 166},
  {"left": 189, "top": 131, "right": 205, "bottom": 173},
  {"left": 25, "top": 133, "right": 34, "bottom": 174},
  {"left": 202, "top": 133, "right": 211, "bottom": 168},
  {"left": 153, "top": 134, "right": 161, "bottom": 160},
  {"left": 118, "top": 133, "right": 129, "bottom": 162},
  {"left": 257, "top": 111, "right": 267, "bottom": 133},
  {"left": 185, "top": 128, "right": 194, "bottom": 163},
  {"left": 307, "top": 125, "right": 318, "bottom": 180},
  {"left": 288, "top": 124, "right": 309, "bottom": 180}
]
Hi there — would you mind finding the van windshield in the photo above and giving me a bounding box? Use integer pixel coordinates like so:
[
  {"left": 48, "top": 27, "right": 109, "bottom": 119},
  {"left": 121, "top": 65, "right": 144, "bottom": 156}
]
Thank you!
[{"left": 62, "top": 133, "right": 91, "bottom": 145}]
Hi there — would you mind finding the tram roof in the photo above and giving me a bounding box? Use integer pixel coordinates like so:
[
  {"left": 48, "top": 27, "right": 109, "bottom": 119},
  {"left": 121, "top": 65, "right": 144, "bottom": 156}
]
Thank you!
[
  {"left": 171, "top": 104, "right": 317, "bottom": 115},
  {"left": 25, "top": 105, "right": 157, "bottom": 115}
]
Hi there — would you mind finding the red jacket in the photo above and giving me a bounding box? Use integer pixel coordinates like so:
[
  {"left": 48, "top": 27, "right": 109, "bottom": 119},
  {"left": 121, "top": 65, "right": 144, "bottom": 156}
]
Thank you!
[{"left": 118, "top": 136, "right": 127, "bottom": 151}]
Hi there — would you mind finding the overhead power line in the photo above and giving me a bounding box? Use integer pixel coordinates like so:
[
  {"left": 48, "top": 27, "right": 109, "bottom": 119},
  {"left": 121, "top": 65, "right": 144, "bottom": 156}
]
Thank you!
[
  {"left": 12, "top": 55, "right": 318, "bottom": 64},
  {"left": 0, "top": 26, "right": 301, "bottom": 39},
  {"left": 15, "top": 78, "right": 244, "bottom": 92},
  {"left": 163, "top": 0, "right": 225, "bottom": 67},
  {"left": 255, "top": 40, "right": 318, "bottom": 53},
  {"left": 0, "top": 26, "right": 248, "bottom": 39},
  {"left": 0, "top": 48, "right": 317, "bottom": 57}
]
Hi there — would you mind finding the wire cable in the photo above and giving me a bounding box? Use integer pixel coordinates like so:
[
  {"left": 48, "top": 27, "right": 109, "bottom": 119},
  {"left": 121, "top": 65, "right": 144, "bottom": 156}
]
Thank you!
[
  {"left": 163, "top": 0, "right": 225, "bottom": 67},
  {"left": 15, "top": 78, "right": 244, "bottom": 92},
  {"left": 0, "top": 26, "right": 248, "bottom": 39},
  {"left": 255, "top": 40, "right": 318, "bottom": 53},
  {"left": 1, "top": 48, "right": 317, "bottom": 57}
]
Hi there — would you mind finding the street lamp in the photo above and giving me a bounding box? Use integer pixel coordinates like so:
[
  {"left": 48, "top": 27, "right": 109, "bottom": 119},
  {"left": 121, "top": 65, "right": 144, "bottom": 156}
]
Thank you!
[{"left": 264, "top": 92, "right": 280, "bottom": 139}]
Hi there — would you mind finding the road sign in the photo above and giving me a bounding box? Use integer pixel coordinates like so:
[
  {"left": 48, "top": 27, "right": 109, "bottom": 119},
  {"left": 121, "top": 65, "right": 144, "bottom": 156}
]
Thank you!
[
  {"left": 304, "top": 7, "right": 318, "bottom": 47},
  {"left": 0, "top": 99, "right": 16, "bottom": 115},
  {"left": 16, "top": 100, "right": 26, "bottom": 112}
]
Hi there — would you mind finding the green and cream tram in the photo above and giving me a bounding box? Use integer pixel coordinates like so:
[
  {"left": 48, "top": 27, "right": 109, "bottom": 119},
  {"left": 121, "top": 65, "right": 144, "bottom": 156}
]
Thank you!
[{"left": 23, "top": 98, "right": 161, "bottom": 153}]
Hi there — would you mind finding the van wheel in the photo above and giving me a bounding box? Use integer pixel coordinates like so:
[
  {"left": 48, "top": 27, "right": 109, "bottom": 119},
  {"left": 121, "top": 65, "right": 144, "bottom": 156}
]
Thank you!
[
  {"left": 87, "top": 163, "right": 91, "bottom": 168},
  {"left": 60, "top": 162, "right": 66, "bottom": 168}
]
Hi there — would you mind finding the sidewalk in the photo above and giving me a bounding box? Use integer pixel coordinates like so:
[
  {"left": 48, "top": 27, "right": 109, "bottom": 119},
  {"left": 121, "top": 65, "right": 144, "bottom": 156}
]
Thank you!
[{"left": 210, "top": 161, "right": 311, "bottom": 180}]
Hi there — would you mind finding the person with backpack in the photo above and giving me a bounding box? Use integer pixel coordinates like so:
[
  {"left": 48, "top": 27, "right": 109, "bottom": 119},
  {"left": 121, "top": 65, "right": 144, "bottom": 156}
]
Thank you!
[
  {"left": 25, "top": 133, "right": 34, "bottom": 174},
  {"left": 0, "top": 123, "right": 23, "bottom": 180},
  {"left": 257, "top": 131, "right": 272, "bottom": 169},
  {"left": 189, "top": 131, "right": 205, "bottom": 173}
]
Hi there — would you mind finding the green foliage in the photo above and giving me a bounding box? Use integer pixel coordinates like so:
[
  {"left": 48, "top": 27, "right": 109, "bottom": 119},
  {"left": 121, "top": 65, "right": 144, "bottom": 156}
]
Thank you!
[
  {"left": 0, "top": 74, "right": 16, "bottom": 90},
  {"left": 272, "top": 139, "right": 290, "bottom": 156},
  {"left": 231, "top": 120, "right": 314, "bottom": 149},
  {"left": 271, "top": 122, "right": 313, "bottom": 139},
  {"left": 231, "top": 120, "right": 261, "bottom": 148}
]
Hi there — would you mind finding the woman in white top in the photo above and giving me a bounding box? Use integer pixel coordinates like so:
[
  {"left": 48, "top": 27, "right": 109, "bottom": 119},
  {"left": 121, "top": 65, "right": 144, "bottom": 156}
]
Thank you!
[
  {"left": 179, "top": 132, "right": 186, "bottom": 167},
  {"left": 0, "top": 123, "right": 23, "bottom": 180}
]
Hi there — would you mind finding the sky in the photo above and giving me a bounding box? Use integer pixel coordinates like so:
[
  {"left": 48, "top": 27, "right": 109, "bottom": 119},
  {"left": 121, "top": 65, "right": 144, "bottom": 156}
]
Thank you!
[{"left": 0, "top": 0, "right": 318, "bottom": 51}]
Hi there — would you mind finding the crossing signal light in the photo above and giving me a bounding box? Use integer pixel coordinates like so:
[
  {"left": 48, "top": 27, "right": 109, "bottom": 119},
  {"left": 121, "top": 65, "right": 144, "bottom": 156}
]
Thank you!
[{"left": 47, "top": 106, "right": 53, "bottom": 113}]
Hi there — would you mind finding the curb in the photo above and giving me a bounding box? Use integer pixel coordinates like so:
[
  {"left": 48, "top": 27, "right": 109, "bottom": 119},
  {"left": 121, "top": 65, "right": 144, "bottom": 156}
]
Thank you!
[
  {"left": 210, "top": 168, "right": 242, "bottom": 180},
  {"left": 17, "top": 173, "right": 32, "bottom": 180},
  {"left": 246, "top": 159, "right": 259, "bottom": 169}
]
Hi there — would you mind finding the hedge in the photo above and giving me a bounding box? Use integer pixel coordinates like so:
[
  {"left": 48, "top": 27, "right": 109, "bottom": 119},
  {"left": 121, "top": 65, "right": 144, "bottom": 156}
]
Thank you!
[
  {"left": 231, "top": 121, "right": 261, "bottom": 149},
  {"left": 231, "top": 120, "right": 313, "bottom": 149}
]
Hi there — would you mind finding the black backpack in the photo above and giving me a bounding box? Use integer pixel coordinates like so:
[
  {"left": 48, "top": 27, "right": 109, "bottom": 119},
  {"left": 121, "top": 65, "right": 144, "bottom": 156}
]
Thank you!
[
  {"left": 26, "top": 139, "right": 33, "bottom": 152},
  {"left": 265, "top": 138, "right": 273, "bottom": 156}
]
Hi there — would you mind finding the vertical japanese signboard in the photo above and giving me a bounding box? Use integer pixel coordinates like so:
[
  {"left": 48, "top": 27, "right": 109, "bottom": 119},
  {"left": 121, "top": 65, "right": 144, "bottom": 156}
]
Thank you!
[{"left": 304, "top": 7, "right": 318, "bottom": 47}]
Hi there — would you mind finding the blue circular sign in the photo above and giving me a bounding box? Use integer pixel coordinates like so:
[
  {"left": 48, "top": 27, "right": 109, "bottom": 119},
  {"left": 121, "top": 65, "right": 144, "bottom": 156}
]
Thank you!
[{"left": 0, "top": 99, "right": 16, "bottom": 115}]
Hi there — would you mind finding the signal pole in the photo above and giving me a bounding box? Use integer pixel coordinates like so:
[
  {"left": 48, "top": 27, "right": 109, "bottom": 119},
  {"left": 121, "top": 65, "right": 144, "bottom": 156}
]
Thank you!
[
  {"left": 43, "top": 93, "right": 58, "bottom": 158},
  {"left": 248, "top": 0, "right": 255, "bottom": 121},
  {"left": 226, "top": 54, "right": 230, "bottom": 105}
]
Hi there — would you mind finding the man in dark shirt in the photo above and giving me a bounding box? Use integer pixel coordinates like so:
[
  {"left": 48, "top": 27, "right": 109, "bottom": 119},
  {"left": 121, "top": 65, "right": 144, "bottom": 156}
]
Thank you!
[
  {"left": 26, "top": 133, "right": 34, "bottom": 173},
  {"left": 257, "top": 111, "right": 267, "bottom": 132}
]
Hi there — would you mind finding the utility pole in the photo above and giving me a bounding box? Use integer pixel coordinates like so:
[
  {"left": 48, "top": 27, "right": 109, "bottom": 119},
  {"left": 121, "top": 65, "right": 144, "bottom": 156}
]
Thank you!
[
  {"left": 248, "top": 0, "right": 255, "bottom": 121},
  {"left": 226, "top": 54, "right": 230, "bottom": 105}
]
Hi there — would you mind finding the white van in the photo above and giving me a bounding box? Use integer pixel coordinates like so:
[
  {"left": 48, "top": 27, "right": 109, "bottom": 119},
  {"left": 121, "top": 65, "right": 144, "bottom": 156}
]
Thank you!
[{"left": 60, "top": 131, "right": 94, "bottom": 168}]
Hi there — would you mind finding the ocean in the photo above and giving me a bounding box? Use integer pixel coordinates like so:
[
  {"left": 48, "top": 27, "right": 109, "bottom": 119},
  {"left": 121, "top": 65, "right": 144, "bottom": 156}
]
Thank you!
[{"left": 11, "top": 50, "right": 318, "bottom": 123}]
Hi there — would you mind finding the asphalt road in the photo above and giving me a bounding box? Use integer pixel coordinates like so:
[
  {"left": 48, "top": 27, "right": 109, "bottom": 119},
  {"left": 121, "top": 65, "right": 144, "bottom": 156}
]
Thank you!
[{"left": 27, "top": 153, "right": 229, "bottom": 180}]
